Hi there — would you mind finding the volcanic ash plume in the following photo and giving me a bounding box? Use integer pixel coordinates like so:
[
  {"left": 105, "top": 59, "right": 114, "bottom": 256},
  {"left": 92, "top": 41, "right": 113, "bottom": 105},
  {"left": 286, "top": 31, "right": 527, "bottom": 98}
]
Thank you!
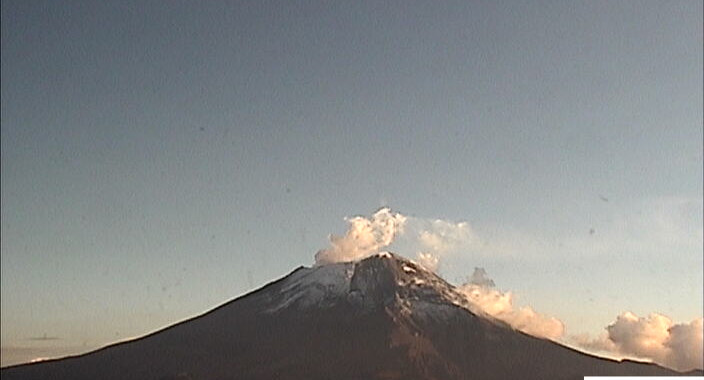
[
  {"left": 315, "top": 207, "right": 407, "bottom": 265},
  {"left": 574, "top": 312, "right": 703, "bottom": 372},
  {"left": 459, "top": 268, "right": 565, "bottom": 340}
]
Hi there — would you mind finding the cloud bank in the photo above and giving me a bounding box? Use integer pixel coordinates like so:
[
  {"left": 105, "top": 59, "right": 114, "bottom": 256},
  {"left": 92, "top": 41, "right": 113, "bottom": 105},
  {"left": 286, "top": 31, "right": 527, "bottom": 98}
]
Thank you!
[{"left": 573, "top": 312, "right": 703, "bottom": 372}]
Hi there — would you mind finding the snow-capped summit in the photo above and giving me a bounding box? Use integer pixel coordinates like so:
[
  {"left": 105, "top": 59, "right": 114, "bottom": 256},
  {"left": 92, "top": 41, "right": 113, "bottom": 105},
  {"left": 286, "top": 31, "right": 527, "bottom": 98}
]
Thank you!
[
  {"left": 268, "top": 252, "right": 500, "bottom": 325},
  {"left": 267, "top": 252, "right": 471, "bottom": 315},
  {"left": 2, "top": 252, "right": 691, "bottom": 380}
]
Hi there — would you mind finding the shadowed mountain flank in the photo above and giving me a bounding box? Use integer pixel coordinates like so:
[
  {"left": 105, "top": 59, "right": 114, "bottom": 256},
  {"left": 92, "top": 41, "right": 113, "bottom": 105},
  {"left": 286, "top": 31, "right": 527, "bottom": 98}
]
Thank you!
[{"left": 2, "top": 253, "right": 695, "bottom": 380}]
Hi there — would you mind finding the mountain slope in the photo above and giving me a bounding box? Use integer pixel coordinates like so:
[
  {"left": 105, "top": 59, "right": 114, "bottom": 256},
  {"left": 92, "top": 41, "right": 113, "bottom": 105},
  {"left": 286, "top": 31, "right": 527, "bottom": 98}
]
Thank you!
[{"left": 1, "top": 253, "right": 692, "bottom": 379}]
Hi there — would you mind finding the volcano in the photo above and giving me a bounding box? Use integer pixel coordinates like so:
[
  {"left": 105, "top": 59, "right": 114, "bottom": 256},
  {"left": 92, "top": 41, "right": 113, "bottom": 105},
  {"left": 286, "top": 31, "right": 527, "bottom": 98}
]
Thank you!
[{"left": 1, "top": 252, "right": 694, "bottom": 379}]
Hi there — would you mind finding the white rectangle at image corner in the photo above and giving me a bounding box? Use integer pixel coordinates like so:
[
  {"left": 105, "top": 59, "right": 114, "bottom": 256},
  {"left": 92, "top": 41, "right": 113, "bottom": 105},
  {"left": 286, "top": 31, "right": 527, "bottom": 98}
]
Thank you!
[{"left": 585, "top": 377, "right": 704, "bottom": 380}]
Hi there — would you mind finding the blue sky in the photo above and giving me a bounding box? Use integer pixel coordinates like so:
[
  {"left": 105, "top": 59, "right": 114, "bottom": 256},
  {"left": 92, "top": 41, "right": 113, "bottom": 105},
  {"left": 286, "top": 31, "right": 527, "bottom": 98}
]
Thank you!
[{"left": 1, "top": 0, "right": 702, "bottom": 367}]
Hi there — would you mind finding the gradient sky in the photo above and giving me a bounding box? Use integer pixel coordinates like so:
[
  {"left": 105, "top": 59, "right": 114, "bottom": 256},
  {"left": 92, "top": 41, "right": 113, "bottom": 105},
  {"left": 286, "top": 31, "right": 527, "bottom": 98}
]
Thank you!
[{"left": 1, "top": 0, "right": 702, "bottom": 367}]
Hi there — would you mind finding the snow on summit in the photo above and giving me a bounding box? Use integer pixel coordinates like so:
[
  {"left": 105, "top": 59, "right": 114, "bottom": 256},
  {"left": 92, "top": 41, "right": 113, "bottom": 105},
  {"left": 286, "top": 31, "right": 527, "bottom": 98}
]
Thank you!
[{"left": 267, "top": 252, "right": 492, "bottom": 327}]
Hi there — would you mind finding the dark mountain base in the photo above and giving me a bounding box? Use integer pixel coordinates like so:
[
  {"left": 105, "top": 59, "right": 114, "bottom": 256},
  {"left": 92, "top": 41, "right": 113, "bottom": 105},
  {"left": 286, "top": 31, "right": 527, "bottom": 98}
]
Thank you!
[{"left": 2, "top": 254, "right": 696, "bottom": 380}]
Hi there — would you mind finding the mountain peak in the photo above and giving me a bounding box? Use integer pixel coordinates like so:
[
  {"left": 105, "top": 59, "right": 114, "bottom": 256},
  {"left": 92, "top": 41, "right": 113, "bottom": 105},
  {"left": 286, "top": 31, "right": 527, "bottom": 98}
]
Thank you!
[
  {"left": 2, "top": 251, "right": 686, "bottom": 380},
  {"left": 266, "top": 252, "right": 478, "bottom": 323}
]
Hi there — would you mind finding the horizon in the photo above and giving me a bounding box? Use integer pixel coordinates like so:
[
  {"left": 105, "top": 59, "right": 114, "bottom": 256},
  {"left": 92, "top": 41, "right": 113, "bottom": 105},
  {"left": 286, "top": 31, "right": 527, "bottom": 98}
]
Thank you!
[
  {"left": 2, "top": 0, "right": 702, "bottom": 371},
  {"left": 0, "top": 249, "right": 698, "bottom": 373}
]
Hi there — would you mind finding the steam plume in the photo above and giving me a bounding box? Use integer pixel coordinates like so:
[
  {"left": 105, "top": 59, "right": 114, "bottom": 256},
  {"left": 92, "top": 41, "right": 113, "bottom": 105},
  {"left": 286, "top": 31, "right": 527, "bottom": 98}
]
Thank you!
[
  {"left": 412, "top": 218, "right": 476, "bottom": 273},
  {"left": 314, "top": 207, "right": 703, "bottom": 372},
  {"left": 314, "top": 207, "right": 407, "bottom": 265},
  {"left": 417, "top": 220, "right": 474, "bottom": 254},
  {"left": 459, "top": 268, "right": 565, "bottom": 340}
]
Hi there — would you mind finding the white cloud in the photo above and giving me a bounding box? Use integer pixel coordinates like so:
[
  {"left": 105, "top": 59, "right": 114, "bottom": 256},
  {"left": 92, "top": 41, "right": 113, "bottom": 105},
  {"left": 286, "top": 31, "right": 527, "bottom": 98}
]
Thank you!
[
  {"left": 572, "top": 312, "right": 703, "bottom": 372},
  {"left": 459, "top": 268, "right": 565, "bottom": 340},
  {"left": 667, "top": 317, "right": 704, "bottom": 371},
  {"left": 417, "top": 219, "right": 475, "bottom": 254},
  {"left": 314, "top": 207, "right": 407, "bottom": 265},
  {"left": 399, "top": 217, "right": 479, "bottom": 273}
]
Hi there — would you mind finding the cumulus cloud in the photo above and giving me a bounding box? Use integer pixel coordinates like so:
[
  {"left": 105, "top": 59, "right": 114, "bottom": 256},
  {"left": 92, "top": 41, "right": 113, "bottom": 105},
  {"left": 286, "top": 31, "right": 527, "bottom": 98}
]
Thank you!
[
  {"left": 667, "top": 317, "right": 704, "bottom": 371},
  {"left": 573, "top": 312, "right": 703, "bottom": 372},
  {"left": 314, "top": 207, "right": 407, "bottom": 265},
  {"left": 458, "top": 268, "right": 565, "bottom": 340}
]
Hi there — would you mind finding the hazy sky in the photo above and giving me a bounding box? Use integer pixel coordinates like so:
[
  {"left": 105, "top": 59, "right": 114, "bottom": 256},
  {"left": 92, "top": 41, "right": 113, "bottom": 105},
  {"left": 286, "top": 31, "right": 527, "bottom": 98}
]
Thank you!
[{"left": 1, "top": 0, "right": 702, "bottom": 367}]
